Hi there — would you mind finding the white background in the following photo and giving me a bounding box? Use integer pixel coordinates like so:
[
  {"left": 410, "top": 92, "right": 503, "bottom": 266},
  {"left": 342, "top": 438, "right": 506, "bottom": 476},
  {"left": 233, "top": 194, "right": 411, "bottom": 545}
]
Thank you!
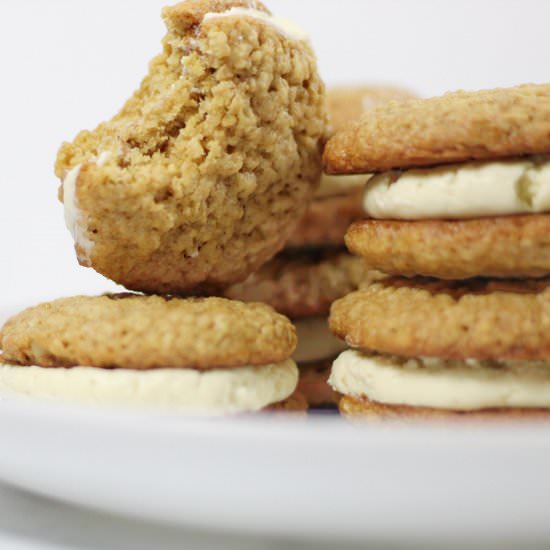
[{"left": 1, "top": 0, "right": 549, "bottom": 309}]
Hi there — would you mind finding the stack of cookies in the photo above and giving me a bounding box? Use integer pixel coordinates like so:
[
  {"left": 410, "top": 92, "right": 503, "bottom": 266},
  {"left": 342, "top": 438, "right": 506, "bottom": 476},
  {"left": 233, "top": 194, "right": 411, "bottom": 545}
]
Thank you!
[
  {"left": 225, "top": 85, "right": 413, "bottom": 407},
  {"left": 325, "top": 84, "right": 550, "bottom": 419},
  {"left": 0, "top": 0, "right": 328, "bottom": 414}
]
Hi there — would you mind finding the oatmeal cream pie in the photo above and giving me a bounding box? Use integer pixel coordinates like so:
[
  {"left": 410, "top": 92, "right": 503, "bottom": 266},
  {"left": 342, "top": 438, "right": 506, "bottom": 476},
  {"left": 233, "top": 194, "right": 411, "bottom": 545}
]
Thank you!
[
  {"left": 0, "top": 295, "right": 302, "bottom": 414},
  {"left": 55, "top": 0, "right": 326, "bottom": 295},
  {"left": 329, "top": 277, "right": 550, "bottom": 419},
  {"left": 324, "top": 84, "right": 550, "bottom": 280}
]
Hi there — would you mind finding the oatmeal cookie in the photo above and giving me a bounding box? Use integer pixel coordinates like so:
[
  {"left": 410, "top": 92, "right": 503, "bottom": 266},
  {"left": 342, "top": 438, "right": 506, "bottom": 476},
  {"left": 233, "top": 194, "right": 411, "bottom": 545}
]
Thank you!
[
  {"left": 56, "top": 0, "right": 326, "bottom": 294},
  {"left": 324, "top": 84, "right": 550, "bottom": 174},
  {"left": 330, "top": 277, "right": 550, "bottom": 360},
  {"left": 0, "top": 294, "right": 296, "bottom": 369},
  {"left": 346, "top": 215, "right": 550, "bottom": 280}
]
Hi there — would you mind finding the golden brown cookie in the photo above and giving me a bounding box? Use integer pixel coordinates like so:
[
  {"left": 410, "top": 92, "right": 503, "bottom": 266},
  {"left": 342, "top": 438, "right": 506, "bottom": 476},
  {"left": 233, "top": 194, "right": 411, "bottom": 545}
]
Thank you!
[
  {"left": 55, "top": 0, "right": 326, "bottom": 294},
  {"left": 297, "top": 359, "right": 340, "bottom": 407},
  {"left": 330, "top": 278, "right": 550, "bottom": 361},
  {"left": 339, "top": 395, "right": 550, "bottom": 421},
  {"left": 346, "top": 215, "right": 550, "bottom": 280},
  {"left": 327, "top": 85, "right": 416, "bottom": 134},
  {"left": 224, "top": 249, "right": 381, "bottom": 318},
  {"left": 0, "top": 295, "right": 296, "bottom": 369},
  {"left": 324, "top": 84, "right": 550, "bottom": 174}
]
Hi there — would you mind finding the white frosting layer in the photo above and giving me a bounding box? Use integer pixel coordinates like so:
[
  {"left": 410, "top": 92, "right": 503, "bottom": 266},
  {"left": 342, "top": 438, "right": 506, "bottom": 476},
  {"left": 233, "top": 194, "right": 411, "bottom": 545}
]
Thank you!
[
  {"left": 363, "top": 156, "right": 550, "bottom": 220},
  {"left": 62, "top": 152, "right": 111, "bottom": 266},
  {"left": 0, "top": 360, "right": 298, "bottom": 414},
  {"left": 317, "top": 173, "right": 371, "bottom": 198},
  {"left": 329, "top": 350, "right": 550, "bottom": 411},
  {"left": 63, "top": 164, "right": 94, "bottom": 265},
  {"left": 203, "top": 7, "right": 308, "bottom": 41},
  {"left": 293, "top": 317, "right": 347, "bottom": 364}
]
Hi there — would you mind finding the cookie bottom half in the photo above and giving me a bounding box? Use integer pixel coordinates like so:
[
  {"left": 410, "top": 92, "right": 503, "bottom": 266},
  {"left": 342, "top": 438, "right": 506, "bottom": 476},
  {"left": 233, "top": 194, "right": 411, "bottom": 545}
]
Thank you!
[{"left": 339, "top": 395, "right": 550, "bottom": 421}]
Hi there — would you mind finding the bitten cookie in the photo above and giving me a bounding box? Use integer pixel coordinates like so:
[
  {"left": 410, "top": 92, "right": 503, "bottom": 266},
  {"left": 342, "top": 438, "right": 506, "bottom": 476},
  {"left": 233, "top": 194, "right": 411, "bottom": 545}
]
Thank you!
[
  {"left": 0, "top": 295, "right": 299, "bottom": 413},
  {"left": 55, "top": 0, "right": 326, "bottom": 294}
]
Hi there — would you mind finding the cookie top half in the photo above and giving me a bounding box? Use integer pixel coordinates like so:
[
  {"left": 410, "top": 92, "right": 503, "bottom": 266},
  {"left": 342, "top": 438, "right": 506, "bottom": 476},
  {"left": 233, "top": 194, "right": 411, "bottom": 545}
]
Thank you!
[
  {"left": 330, "top": 278, "right": 550, "bottom": 361},
  {"left": 324, "top": 84, "right": 550, "bottom": 174},
  {"left": 0, "top": 295, "right": 296, "bottom": 369},
  {"left": 55, "top": 0, "right": 326, "bottom": 295}
]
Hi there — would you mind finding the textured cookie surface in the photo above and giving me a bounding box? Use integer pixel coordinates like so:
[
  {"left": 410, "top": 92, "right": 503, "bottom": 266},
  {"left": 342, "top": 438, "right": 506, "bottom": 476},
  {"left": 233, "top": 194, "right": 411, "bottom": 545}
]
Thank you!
[
  {"left": 224, "top": 249, "right": 381, "bottom": 318},
  {"left": 0, "top": 295, "right": 296, "bottom": 369},
  {"left": 330, "top": 278, "right": 550, "bottom": 361},
  {"left": 346, "top": 215, "right": 550, "bottom": 280},
  {"left": 55, "top": 0, "right": 326, "bottom": 294},
  {"left": 339, "top": 396, "right": 550, "bottom": 421},
  {"left": 324, "top": 84, "right": 550, "bottom": 174}
]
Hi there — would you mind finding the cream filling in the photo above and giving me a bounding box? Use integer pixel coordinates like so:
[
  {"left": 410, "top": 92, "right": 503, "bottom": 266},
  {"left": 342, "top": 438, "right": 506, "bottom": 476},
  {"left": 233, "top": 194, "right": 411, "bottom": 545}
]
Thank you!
[
  {"left": 293, "top": 317, "right": 347, "bottom": 364},
  {"left": 62, "top": 151, "right": 111, "bottom": 265},
  {"left": 316, "top": 173, "right": 371, "bottom": 198},
  {"left": 0, "top": 360, "right": 298, "bottom": 414},
  {"left": 363, "top": 155, "right": 550, "bottom": 220},
  {"left": 203, "top": 7, "right": 308, "bottom": 41},
  {"left": 329, "top": 350, "right": 550, "bottom": 411}
]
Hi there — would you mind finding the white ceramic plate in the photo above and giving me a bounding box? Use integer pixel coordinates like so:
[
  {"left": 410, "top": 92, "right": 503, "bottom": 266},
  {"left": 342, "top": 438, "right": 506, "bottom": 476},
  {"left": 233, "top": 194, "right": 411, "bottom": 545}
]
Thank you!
[{"left": 1, "top": 307, "right": 550, "bottom": 543}]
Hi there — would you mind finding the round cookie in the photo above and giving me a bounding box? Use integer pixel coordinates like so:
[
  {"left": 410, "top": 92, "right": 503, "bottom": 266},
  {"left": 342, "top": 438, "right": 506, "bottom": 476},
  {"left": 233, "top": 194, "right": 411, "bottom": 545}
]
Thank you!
[
  {"left": 324, "top": 83, "right": 550, "bottom": 174},
  {"left": 329, "top": 277, "right": 550, "bottom": 361},
  {"left": 224, "top": 249, "right": 382, "bottom": 318},
  {"left": 55, "top": 0, "right": 327, "bottom": 294},
  {"left": 346, "top": 215, "right": 550, "bottom": 280},
  {"left": 0, "top": 294, "right": 296, "bottom": 369},
  {"left": 338, "top": 396, "right": 550, "bottom": 421}
]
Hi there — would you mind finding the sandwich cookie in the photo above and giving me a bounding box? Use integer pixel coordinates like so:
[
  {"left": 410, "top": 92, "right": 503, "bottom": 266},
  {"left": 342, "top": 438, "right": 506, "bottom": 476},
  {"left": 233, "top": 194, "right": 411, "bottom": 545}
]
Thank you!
[
  {"left": 0, "top": 295, "right": 301, "bottom": 414},
  {"left": 329, "top": 278, "right": 550, "bottom": 419},
  {"left": 324, "top": 84, "right": 550, "bottom": 279},
  {"left": 55, "top": 0, "right": 327, "bottom": 294}
]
